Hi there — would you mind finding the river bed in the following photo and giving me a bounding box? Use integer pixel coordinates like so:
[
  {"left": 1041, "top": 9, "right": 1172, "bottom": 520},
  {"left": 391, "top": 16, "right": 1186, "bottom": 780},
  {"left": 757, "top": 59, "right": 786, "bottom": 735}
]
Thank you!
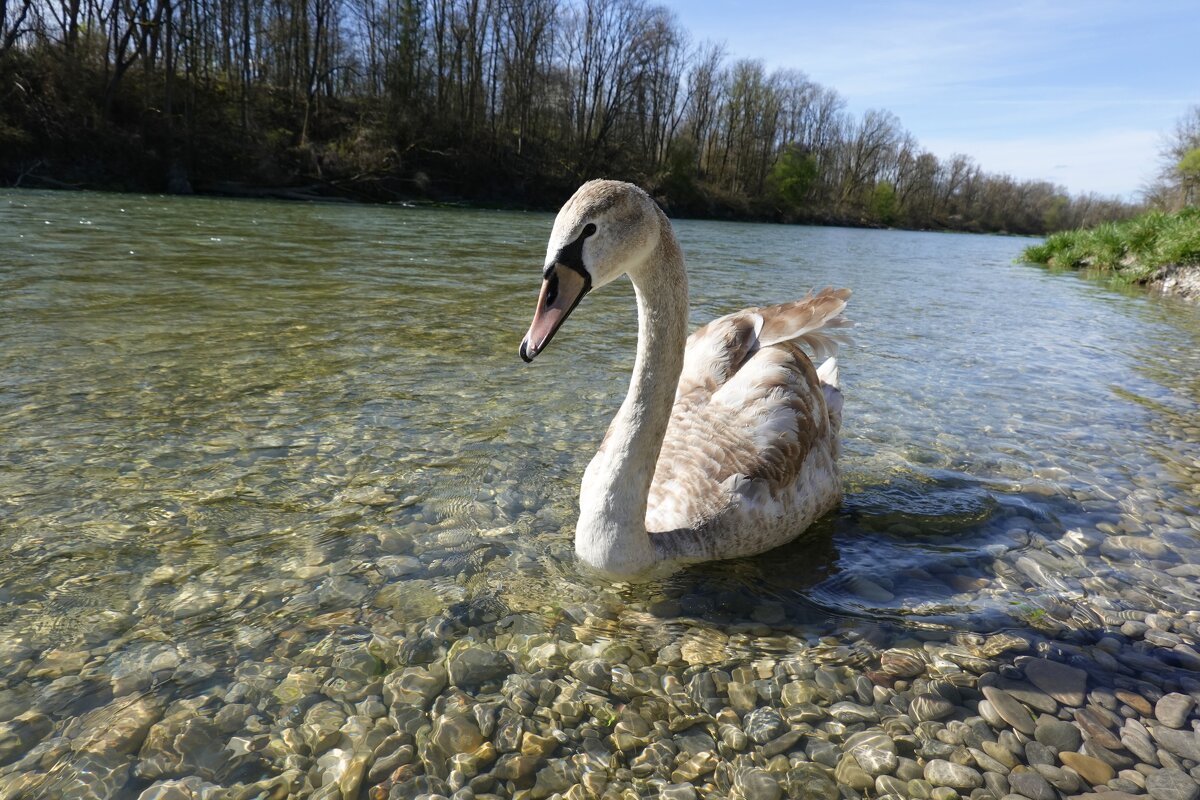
[{"left": 2, "top": 190, "right": 1199, "bottom": 799}]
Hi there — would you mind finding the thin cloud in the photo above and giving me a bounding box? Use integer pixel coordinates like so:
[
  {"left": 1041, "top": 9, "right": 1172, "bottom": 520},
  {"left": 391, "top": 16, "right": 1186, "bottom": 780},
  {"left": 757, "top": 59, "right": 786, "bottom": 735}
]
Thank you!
[
  {"left": 920, "top": 129, "right": 1161, "bottom": 199},
  {"left": 658, "top": 0, "right": 1197, "bottom": 196}
]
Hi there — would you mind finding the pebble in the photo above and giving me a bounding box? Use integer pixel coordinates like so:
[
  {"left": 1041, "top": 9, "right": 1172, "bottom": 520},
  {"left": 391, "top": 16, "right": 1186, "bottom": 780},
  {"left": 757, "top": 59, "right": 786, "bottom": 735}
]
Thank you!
[
  {"left": 1156, "top": 694, "right": 1196, "bottom": 729},
  {"left": 733, "top": 767, "right": 781, "bottom": 800},
  {"left": 1060, "top": 751, "right": 1116, "bottom": 785},
  {"left": 982, "top": 686, "right": 1037, "bottom": 734},
  {"left": 447, "top": 644, "right": 512, "bottom": 688},
  {"left": 925, "top": 759, "right": 984, "bottom": 790},
  {"left": 911, "top": 693, "right": 956, "bottom": 722},
  {"left": 1152, "top": 726, "right": 1200, "bottom": 762},
  {"left": 1074, "top": 707, "right": 1123, "bottom": 750},
  {"left": 1034, "top": 718, "right": 1082, "bottom": 752},
  {"left": 845, "top": 731, "right": 898, "bottom": 776},
  {"left": 1146, "top": 768, "right": 1200, "bottom": 800},
  {"left": 743, "top": 707, "right": 787, "bottom": 744},
  {"left": 1022, "top": 659, "right": 1087, "bottom": 706},
  {"left": 1117, "top": 690, "right": 1154, "bottom": 716},
  {"left": 1008, "top": 766, "right": 1056, "bottom": 800}
]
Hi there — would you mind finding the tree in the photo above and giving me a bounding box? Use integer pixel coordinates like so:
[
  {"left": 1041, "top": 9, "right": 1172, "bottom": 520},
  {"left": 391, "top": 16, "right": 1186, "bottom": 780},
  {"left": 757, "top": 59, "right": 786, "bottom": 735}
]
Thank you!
[
  {"left": 767, "top": 143, "right": 816, "bottom": 211},
  {"left": 1176, "top": 147, "right": 1200, "bottom": 207},
  {"left": 1151, "top": 104, "right": 1200, "bottom": 209}
]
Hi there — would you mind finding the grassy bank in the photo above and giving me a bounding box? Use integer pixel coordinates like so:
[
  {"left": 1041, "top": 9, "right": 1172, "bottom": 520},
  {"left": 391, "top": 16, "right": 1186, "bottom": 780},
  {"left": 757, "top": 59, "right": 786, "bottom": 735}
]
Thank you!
[{"left": 1022, "top": 207, "right": 1200, "bottom": 283}]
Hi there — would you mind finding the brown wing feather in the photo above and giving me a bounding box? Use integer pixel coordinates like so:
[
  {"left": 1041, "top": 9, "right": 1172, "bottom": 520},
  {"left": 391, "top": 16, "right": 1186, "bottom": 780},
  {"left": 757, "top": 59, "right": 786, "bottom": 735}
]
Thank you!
[{"left": 645, "top": 288, "right": 850, "bottom": 537}]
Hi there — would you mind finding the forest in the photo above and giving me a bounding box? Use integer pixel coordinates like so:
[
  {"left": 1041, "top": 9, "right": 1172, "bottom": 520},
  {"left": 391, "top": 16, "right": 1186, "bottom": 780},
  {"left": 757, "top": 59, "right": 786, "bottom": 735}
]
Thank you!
[{"left": 0, "top": 0, "right": 1140, "bottom": 233}]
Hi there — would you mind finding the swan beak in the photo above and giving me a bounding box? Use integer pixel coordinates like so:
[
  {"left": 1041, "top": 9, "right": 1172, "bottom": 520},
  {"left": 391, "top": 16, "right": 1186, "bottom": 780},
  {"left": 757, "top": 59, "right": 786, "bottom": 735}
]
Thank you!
[{"left": 520, "top": 263, "right": 590, "bottom": 362}]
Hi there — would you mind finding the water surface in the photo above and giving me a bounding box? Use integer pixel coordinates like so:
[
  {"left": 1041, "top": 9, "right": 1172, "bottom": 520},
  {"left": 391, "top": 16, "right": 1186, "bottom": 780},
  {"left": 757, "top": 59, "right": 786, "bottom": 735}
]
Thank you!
[{"left": 2, "top": 190, "right": 1199, "bottom": 795}]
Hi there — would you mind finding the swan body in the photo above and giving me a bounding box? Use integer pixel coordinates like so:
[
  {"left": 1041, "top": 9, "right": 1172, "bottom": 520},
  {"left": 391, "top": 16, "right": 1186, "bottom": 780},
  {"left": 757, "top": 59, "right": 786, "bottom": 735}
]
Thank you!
[{"left": 519, "top": 180, "right": 850, "bottom": 577}]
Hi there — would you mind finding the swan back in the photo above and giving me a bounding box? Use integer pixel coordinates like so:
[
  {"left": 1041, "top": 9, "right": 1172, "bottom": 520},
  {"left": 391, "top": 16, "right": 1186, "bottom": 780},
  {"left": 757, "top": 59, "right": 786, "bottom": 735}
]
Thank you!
[{"left": 645, "top": 288, "right": 852, "bottom": 559}]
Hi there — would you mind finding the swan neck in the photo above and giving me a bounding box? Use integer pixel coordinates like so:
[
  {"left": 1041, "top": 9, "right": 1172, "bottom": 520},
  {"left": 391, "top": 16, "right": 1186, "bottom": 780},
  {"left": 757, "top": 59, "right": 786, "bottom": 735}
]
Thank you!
[{"left": 576, "top": 217, "right": 688, "bottom": 576}]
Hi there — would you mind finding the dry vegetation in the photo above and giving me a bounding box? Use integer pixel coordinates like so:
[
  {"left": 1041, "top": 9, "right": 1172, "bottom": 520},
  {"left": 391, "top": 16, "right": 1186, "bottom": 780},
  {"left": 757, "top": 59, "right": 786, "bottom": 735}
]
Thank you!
[{"left": 2, "top": 0, "right": 1139, "bottom": 233}]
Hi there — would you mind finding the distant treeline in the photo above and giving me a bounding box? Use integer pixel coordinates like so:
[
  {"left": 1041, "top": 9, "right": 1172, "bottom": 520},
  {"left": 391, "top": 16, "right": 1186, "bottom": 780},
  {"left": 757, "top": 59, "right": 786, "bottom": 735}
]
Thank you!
[{"left": 1, "top": 0, "right": 1138, "bottom": 232}]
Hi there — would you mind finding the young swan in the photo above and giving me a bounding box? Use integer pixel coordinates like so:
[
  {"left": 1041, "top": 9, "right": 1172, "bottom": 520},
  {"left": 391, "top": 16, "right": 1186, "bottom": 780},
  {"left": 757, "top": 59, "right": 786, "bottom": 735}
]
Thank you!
[{"left": 520, "top": 180, "right": 851, "bottom": 578}]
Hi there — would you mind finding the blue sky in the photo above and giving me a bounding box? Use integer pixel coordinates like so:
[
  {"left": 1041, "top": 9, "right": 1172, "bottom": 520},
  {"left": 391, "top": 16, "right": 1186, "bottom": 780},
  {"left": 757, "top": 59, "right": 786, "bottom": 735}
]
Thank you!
[{"left": 656, "top": 0, "right": 1199, "bottom": 199}]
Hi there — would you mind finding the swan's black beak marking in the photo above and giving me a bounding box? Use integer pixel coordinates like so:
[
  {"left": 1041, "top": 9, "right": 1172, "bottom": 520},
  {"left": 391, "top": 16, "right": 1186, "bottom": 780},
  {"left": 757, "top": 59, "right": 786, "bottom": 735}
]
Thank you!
[{"left": 520, "top": 226, "right": 595, "bottom": 362}]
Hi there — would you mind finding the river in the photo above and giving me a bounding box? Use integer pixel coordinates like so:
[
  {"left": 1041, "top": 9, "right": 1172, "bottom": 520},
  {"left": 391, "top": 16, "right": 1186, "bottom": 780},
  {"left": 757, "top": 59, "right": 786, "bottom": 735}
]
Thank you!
[{"left": 2, "top": 189, "right": 1199, "bottom": 799}]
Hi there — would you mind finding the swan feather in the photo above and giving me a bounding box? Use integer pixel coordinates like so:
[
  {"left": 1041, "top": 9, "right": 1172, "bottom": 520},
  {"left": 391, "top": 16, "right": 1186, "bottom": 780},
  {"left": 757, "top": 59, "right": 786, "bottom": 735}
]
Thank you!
[{"left": 645, "top": 288, "right": 851, "bottom": 561}]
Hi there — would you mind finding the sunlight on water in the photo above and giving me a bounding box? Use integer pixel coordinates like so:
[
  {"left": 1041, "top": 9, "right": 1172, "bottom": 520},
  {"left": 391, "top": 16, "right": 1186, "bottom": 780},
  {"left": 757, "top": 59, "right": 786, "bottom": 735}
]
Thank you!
[{"left": 2, "top": 190, "right": 1199, "bottom": 797}]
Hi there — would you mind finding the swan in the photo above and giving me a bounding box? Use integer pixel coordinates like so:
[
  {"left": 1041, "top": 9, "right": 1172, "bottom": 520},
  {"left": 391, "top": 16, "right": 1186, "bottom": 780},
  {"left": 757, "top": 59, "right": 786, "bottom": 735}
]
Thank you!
[{"left": 519, "top": 180, "right": 851, "bottom": 577}]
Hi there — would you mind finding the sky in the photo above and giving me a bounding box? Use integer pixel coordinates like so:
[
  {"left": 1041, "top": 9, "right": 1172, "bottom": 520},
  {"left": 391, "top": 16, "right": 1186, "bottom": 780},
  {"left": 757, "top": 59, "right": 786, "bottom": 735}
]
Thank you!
[{"left": 655, "top": 0, "right": 1199, "bottom": 200}]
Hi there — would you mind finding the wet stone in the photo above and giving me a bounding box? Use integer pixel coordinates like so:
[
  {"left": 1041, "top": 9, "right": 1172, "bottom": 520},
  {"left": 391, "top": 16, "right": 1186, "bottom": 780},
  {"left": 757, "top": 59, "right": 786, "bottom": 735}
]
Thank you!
[
  {"left": 531, "top": 758, "right": 578, "bottom": 798},
  {"left": 1034, "top": 718, "right": 1083, "bottom": 753},
  {"left": 1147, "top": 768, "right": 1200, "bottom": 800},
  {"left": 1152, "top": 726, "right": 1200, "bottom": 762},
  {"left": 447, "top": 644, "right": 512, "bottom": 688},
  {"left": 996, "top": 677, "right": 1057, "bottom": 714},
  {"left": 1122, "top": 724, "right": 1160, "bottom": 765},
  {"left": 845, "top": 731, "right": 899, "bottom": 776},
  {"left": 302, "top": 701, "right": 346, "bottom": 755},
  {"left": 1025, "top": 740, "right": 1056, "bottom": 767},
  {"left": 982, "top": 740, "right": 1019, "bottom": 769},
  {"left": 727, "top": 682, "right": 758, "bottom": 714},
  {"left": 1116, "top": 690, "right": 1154, "bottom": 716},
  {"left": 136, "top": 777, "right": 224, "bottom": 799},
  {"left": 743, "top": 707, "right": 787, "bottom": 744},
  {"left": 734, "top": 766, "right": 782, "bottom": 800},
  {"left": 382, "top": 666, "right": 447, "bottom": 710},
  {"left": 492, "top": 752, "right": 538, "bottom": 783},
  {"left": 788, "top": 763, "right": 839, "bottom": 800},
  {"left": 983, "top": 770, "right": 1010, "bottom": 798},
  {"left": 911, "top": 693, "right": 956, "bottom": 723},
  {"left": 760, "top": 729, "right": 804, "bottom": 758},
  {"left": 924, "top": 759, "right": 983, "bottom": 790},
  {"left": 1156, "top": 694, "right": 1197, "bottom": 729},
  {"left": 881, "top": 649, "right": 926, "bottom": 679},
  {"left": 1022, "top": 658, "right": 1087, "bottom": 707},
  {"left": 977, "top": 699, "right": 1006, "bottom": 730},
  {"left": 431, "top": 712, "right": 484, "bottom": 758},
  {"left": 1074, "top": 708, "right": 1123, "bottom": 751},
  {"left": 1081, "top": 737, "right": 1134, "bottom": 770},
  {"left": 135, "top": 715, "right": 228, "bottom": 782},
  {"left": 877, "top": 775, "right": 910, "bottom": 796},
  {"left": 968, "top": 747, "right": 1009, "bottom": 775},
  {"left": 1035, "top": 762, "right": 1081, "bottom": 793},
  {"left": 1008, "top": 766, "right": 1056, "bottom": 800},
  {"left": 660, "top": 784, "right": 698, "bottom": 800},
  {"left": 835, "top": 754, "right": 876, "bottom": 792},
  {"left": 1059, "top": 751, "right": 1116, "bottom": 786},
  {"left": 781, "top": 681, "right": 816, "bottom": 707},
  {"left": 71, "top": 696, "right": 163, "bottom": 757},
  {"left": 907, "top": 778, "right": 935, "bottom": 799},
  {"left": 806, "top": 739, "right": 840, "bottom": 768},
  {"left": 828, "top": 701, "right": 878, "bottom": 724},
  {"left": 981, "top": 687, "right": 1036, "bottom": 734}
]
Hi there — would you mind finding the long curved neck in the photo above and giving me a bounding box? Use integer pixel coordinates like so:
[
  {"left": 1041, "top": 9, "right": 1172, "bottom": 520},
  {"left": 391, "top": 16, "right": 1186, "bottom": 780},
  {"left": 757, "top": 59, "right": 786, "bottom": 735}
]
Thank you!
[{"left": 576, "top": 215, "right": 688, "bottom": 576}]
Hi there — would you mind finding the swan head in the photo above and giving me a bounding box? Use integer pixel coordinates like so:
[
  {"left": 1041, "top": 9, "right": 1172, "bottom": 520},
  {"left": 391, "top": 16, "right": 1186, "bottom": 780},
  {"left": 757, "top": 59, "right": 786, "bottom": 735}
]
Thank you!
[{"left": 520, "top": 180, "right": 662, "bottom": 362}]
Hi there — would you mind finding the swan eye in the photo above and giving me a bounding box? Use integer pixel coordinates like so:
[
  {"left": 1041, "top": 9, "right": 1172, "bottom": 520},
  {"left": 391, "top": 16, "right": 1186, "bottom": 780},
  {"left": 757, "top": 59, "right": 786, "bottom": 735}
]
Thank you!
[{"left": 582, "top": 223, "right": 597, "bottom": 237}]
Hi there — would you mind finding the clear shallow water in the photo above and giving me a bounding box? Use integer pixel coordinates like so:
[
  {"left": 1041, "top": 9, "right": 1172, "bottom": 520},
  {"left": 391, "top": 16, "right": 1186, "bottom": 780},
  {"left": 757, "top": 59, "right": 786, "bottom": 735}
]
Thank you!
[{"left": 2, "top": 190, "right": 1200, "bottom": 795}]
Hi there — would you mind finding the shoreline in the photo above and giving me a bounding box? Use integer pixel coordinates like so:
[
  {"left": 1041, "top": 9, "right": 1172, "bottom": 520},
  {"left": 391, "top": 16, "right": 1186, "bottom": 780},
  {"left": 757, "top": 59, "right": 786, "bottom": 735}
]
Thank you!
[
  {"left": 1145, "top": 264, "right": 1200, "bottom": 302},
  {"left": 0, "top": 181, "right": 1032, "bottom": 241}
]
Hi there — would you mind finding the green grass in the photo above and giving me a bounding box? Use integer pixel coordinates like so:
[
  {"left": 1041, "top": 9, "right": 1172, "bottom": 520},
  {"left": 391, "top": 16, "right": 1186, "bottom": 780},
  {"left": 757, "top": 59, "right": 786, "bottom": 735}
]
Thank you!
[{"left": 1021, "top": 207, "right": 1200, "bottom": 284}]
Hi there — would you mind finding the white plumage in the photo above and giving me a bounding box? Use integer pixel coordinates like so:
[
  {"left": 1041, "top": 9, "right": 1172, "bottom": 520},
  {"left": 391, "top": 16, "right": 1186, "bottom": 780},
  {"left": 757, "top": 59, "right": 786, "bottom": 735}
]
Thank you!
[{"left": 519, "top": 180, "right": 851, "bottom": 577}]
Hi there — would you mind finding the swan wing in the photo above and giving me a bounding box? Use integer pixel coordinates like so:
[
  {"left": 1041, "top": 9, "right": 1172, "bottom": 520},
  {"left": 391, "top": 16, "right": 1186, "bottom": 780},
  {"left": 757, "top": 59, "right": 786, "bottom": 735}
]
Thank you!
[
  {"left": 675, "top": 287, "right": 851, "bottom": 401},
  {"left": 646, "top": 289, "right": 850, "bottom": 559}
]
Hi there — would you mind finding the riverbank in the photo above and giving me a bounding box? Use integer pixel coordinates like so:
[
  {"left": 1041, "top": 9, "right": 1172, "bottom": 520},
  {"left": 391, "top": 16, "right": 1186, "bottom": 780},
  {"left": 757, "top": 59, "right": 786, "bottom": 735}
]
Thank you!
[
  {"left": 1022, "top": 209, "right": 1200, "bottom": 301},
  {"left": 3, "top": 164, "right": 942, "bottom": 232}
]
